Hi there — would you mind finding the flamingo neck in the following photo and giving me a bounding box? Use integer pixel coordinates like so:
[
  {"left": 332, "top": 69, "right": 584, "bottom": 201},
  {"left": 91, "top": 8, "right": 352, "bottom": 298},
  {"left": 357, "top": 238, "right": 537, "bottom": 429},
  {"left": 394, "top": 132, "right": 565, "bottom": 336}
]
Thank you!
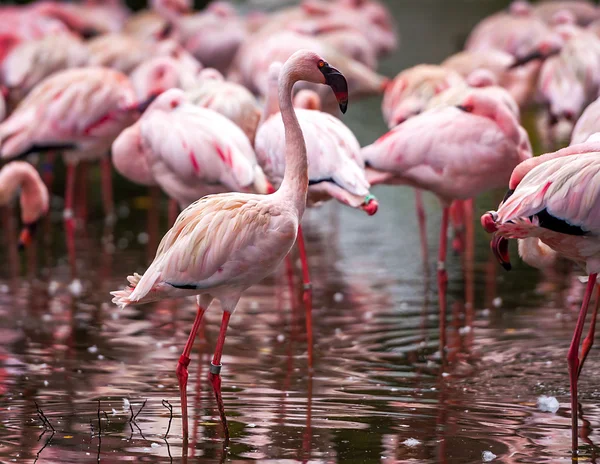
[
  {"left": 259, "top": 73, "right": 281, "bottom": 127},
  {"left": 493, "top": 104, "right": 521, "bottom": 146},
  {"left": 0, "top": 163, "right": 44, "bottom": 220},
  {"left": 277, "top": 67, "right": 308, "bottom": 218}
]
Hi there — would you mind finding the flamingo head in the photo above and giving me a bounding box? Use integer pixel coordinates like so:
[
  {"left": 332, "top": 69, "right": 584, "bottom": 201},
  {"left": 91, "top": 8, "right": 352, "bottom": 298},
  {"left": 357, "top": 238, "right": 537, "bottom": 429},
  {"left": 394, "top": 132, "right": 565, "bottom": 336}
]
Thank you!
[
  {"left": 481, "top": 211, "right": 511, "bottom": 271},
  {"left": 140, "top": 88, "right": 187, "bottom": 114}
]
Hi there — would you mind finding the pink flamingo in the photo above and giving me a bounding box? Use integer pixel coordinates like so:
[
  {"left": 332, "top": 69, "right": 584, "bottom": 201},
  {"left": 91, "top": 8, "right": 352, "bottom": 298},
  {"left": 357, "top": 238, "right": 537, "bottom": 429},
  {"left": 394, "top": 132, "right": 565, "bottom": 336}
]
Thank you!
[
  {"left": 129, "top": 47, "right": 203, "bottom": 103},
  {"left": 187, "top": 68, "right": 262, "bottom": 144},
  {"left": 466, "top": 1, "right": 554, "bottom": 60},
  {"left": 111, "top": 88, "right": 269, "bottom": 211},
  {"left": 232, "top": 30, "right": 387, "bottom": 104},
  {"left": 533, "top": 1, "right": 600, "bottom": 26},
  {"left": 381, "top": 64, "right": 465, "bottom": 129},
  {"left": 256, "top": 68, "right": 376, "bottom": 362},
  {"left": 0, "top": 161, "right": 49, "bottom": 248},
  {"left": 111, "top": 49, "right": 349, "bottom": 441},
  {"left": 363, "top": 93, "right": 532, "bottom": 356},
  {"left": 481, "top": 141, "right": 600, "bottom": 454},
  {"left": 86, "top": 33, "right": 152, "bottom": 74},
  {"left": 0, "top": 33, "right": 88, "bottom": 102},
  {"left": 442, "top": 49, "right": 539, "bottom": 107},
  {"left": 0, "top": 67, "right": 140, "bottom": 240}
]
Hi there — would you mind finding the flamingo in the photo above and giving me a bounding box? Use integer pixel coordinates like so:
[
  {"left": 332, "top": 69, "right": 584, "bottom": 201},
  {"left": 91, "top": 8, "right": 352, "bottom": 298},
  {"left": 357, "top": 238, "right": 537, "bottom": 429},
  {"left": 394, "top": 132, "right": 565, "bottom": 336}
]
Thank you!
[
  {"left": 113, "top": 88, "right": 269, "bottom": 212},
  {"left": 0, "top": 33, "right": 88, "bottom": 103},
  {"left": 86, "top": 33, "right": 152, "bottom": 74},
  {"left": 441, "top": 49, "right": 539, "bottom": 107},
  {"left": 129, "top": 48, "right": 203, "bottom": 103},
  {"left": 481, "top": 142, "right": 600, "bottom": 454},
  {"left": 231, "top": 30, "right": 387, "bottom": 106},
  {"left": 533, "top": 0, "right": 600, "bottom": 26},
  {"left": 362, "top": 93, "right": 532, "bottom": 356},
  {"left": 256, "top": 66, "right": 377, "bottom": 361},
  {"left": 0, "top": 66, "right": 140, "bottom": 258},
  {"left": 381, "top": 64, "right": 465, "bottom": 129},
  {"left": 0, "top": 161, "right": 49, "bottom": 248},
  {"left": 111, "top": 49, "right": 349, "bottom": 441},
  {"left": 186, "top": 68, "right": 262, "bottom": 145}
]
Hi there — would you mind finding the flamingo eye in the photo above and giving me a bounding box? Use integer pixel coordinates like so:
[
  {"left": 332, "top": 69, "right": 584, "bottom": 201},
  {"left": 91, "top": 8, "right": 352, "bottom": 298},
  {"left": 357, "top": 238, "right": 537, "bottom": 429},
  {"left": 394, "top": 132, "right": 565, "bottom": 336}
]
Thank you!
[
  {"left": 170, "top": 99, "right": 179, "bottom": 108},
  {"left": 318, "top": 60, "right": 325, "bottom": 68}
]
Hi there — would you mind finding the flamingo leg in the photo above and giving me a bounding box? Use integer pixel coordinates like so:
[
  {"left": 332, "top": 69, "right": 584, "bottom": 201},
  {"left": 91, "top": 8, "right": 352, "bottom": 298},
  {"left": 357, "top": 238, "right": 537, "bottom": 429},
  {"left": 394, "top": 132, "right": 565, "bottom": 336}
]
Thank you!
[
  {"left": 100, "top": 156, "right": 115, "bottom": 225},
  {"left": 450, "top": 200, "right": 465, "bottom": 255},
  {"left": 578, "top": 286, "right": 600, "bottom": 379},
  {"left": 567, "top": 273, "right": 597, "bottom": 454},
  {"left": 64, "top": 164, "right": 77, "bottom": 275},
  {"left": 76, "top": 162, "right": 89, "bottom": 226},
  {"left": 42, "top": 152, "right": 55, "bottom": 190},
  {"left": 438, "top": 207, "right": 450, "bottom": 362},
  {"left": 208, "top": 311, "right": 232, "bottom": 444},
  {"left": 464, "top": 199, "right": 475, "bottom": 324},
  {"left": 414, "top": 189, "right": 428, "bottom": 267},
  {"left": 176, "top": 304, "right": 208, "bottom": 440},
  {"left": 296, "top": 225, "right": 313, "bottom": 369}
]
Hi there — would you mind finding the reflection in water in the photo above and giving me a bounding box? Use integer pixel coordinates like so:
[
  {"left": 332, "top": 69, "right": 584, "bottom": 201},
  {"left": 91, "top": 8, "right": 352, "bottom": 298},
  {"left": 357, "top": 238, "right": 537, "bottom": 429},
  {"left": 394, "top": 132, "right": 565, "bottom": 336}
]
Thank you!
[{"left": 1, "top": 1, "right": 599, "bottom": 463}]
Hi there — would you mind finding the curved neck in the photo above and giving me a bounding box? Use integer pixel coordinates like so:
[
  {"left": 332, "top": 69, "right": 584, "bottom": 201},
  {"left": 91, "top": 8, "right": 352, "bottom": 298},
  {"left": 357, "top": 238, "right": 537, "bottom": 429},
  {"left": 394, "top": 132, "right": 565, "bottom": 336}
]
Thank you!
[
  {"left": 276, "top": 68, "right": 308, "bottom": 218},
  {"left": 259, "top": 75, "right": 281, "bottom": 127},
  {"left": 0, "top": 163, "right": 40, "bottom": 214},
  {"left": 493, "top": 105, "right": 521, "bottom": 146}
]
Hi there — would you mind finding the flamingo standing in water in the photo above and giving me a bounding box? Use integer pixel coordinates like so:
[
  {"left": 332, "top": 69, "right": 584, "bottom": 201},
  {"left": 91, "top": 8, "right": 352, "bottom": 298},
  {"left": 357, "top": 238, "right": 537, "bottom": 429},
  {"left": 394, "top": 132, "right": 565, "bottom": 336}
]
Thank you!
[
  {"left": 0, "top": 161, "right": 49, "bottom": 248},
  {"left": 362, "top": 93, "right": 532, "bottom": 355},
  {"left": 481, "top": 140, "right": 600, "bottom": 454},
  {"left": 111, "top": 49, "right": 349, "bottom": 441},
  {"left": 0, "top": 67, "right": 141, "bottom": 272},
  {"left": 256, "top": 65, "right": 377, "bottom": 363}
]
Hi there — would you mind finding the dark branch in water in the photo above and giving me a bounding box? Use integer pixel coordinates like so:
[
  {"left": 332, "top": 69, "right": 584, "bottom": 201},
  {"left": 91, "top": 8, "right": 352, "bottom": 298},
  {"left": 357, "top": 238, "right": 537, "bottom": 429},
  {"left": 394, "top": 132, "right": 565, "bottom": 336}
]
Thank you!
[
  {"left": 33, "top": 430, "right": 55, "bottom": 464},
  {"left": 35, "top": 401, "right": 55, "bottom": 432},
  {"left": 162, "top": 399, "right": 173, "bottom": 439},
  {"left": 128, "top": 400, "right": 147, "bottom": 440}
]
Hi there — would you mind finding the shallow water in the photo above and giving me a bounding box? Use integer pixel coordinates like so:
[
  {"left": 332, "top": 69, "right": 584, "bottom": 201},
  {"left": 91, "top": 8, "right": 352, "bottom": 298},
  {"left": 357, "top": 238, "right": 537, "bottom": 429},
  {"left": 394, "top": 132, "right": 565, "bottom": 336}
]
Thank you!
[{"left": 3, "top": 1, "right": 600, "bottom": 463}]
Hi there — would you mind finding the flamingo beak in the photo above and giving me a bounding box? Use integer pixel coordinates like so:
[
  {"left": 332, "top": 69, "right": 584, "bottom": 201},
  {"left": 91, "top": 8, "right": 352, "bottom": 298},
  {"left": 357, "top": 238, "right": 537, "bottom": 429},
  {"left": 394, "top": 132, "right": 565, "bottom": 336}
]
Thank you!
[
  {"left": 320, "top": 63, "right": 348, "bottom": 113},
  {"left": 491, "top": 234, "right": 511, "bottom": 271},
  {"left": 361, "top": 194, "right": 379, "bottom": 215},
  {"left": 18, "top": 221, "right": 38, "bottom": 250},
  {"left": 481, "top": 211, "right": 498, "bottom": 233}
]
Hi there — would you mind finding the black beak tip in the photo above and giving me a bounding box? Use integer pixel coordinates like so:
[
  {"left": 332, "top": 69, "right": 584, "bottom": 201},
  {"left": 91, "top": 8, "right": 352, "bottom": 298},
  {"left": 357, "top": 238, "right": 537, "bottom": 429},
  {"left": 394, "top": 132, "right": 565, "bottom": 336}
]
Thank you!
[
  {"left": 501, "top": 262, "right": 512, "bottom": 272},
  {"left": 340, "top": 102, "right": 348, "bottom": 114},
  {"left": 17, "top": 242, "right": 25, "bottom": 252}
]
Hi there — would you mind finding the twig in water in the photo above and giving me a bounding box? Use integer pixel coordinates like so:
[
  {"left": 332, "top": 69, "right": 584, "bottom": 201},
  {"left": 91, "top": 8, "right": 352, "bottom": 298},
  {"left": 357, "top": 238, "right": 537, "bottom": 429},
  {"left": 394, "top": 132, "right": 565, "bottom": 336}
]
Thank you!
[
  {"left": 162, "top": 400, "right": 173, "bottom": 439},
  {"left": 128, "top": 400, "right": 147, "bottom": 440},
  {"left": 33, "top": 430, "right": 55, "bottom": 464},
  {"left": 35, "top": 401, "right": 55, "bottom": 432}
]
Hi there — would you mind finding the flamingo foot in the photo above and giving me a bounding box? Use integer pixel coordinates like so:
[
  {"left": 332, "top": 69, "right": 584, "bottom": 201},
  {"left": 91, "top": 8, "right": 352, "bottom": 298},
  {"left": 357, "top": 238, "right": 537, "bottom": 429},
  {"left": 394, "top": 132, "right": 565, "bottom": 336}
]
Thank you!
[{"left": 208, "top": 367, "right": 230, "bottom": 445}]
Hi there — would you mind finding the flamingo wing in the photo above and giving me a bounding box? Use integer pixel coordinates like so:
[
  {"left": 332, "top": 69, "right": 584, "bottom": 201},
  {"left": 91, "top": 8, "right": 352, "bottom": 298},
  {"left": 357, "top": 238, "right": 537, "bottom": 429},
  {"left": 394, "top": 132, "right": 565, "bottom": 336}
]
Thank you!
[
  {"left": 498, "top": 152, "right": 600, "bottom": 234},
  {"left": 124, "top": 193, "right": 295, "bottom": 302}
]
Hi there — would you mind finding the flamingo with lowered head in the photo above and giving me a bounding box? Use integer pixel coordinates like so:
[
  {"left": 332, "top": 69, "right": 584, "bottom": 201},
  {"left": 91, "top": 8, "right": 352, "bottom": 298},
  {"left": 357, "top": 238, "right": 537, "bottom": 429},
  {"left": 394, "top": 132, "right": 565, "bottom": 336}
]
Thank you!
[
  {"left": 0, "top": 161, "right": 49, "bottom": 248},
  {"left": 111, "top": 49, "right": 349, "bottom": 441},
  {"left": 481, "top": 139, "right": 600, "bottom": 454},
  {"left": 363, "top": 93, "right": 532, "bottom": 356}
]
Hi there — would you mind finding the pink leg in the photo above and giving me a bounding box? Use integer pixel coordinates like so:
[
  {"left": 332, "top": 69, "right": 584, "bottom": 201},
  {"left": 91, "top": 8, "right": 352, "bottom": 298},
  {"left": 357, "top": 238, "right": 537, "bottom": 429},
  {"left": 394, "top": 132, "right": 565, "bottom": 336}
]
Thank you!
[
  {"left": 64, "top": 164, "right": 77, "bottom": 275},
  {"left": 176, "top": 304, "right": 207, "bottom": 439},
  {"left": 463, "top": 199, "right": 475, "bottom": 326},
  {"left": 578, "top": 286, "right": 600, "bottom": 379},
  {"left": 414, "top": 189, "right": 428, "bottom": 268},
  {"left": 438, "top": 207, "right": 450, "bottom": 361},
  {"left": 449, "top": 200, "right": 465, "bottom": 255},
  {"left": 296, "top": 225, "right": 313, "bottom": 369},
  {"left": 42, "top": 152, "right": 56, "bottom": 190},
  {"left": 208, "top": 311, "right": 232, "bottom": 444},
  {"left": 567, "top": 273, "right": 597, "bottom": 454},
  {"left": 100, "top": 156, "right": 115, "bottom": 225},
  {"left": 76, "top": 162, "right": 89, "bottom": 225},
  {"left": 168, "top": 199, "right": 179, "bottom": 227}
]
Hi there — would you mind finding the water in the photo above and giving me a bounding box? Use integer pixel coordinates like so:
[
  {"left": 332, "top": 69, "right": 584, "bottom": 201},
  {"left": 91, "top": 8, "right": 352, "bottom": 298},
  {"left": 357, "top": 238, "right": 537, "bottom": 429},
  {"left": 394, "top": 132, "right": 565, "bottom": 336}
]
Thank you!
[{"left": 2, "top": 1, "right": 600, "bottom": 463}]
